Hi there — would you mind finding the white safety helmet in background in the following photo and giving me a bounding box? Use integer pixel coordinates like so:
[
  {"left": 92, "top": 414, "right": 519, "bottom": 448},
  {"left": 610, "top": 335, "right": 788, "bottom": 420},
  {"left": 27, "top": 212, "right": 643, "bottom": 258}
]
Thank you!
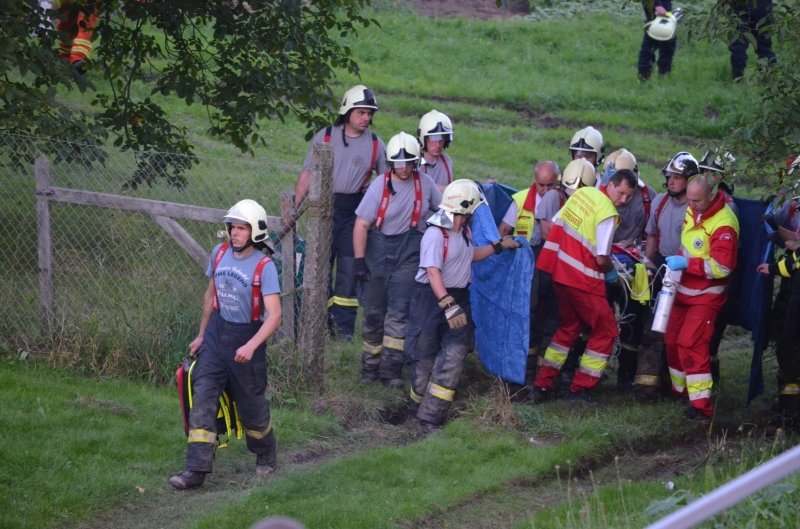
[
  {"left": 439, "top": 179, "right": 486, "bottom": 215},
  {"left": 561, "top": 159, "right": 597, "bottom": 195},
  {"left": 386, "top": 131, "right": 421, "bottom": 168},
  {"left": 418, "top": 110, "right": 454, "bottom": 148},
  {"left": 338, "top": 84, "right": 379, "bottom": 116},
  {"left": 223, "top": 199, "right": 270, "bottom": 245},
  {"left": 569, "top": 126, "right": 605, "bottom": 165},
  {"left": 661, "top": 152, "right": 700, "bottom": 178},
  {"left": 645, "top": 14, "right": 677, "bottom": 42},
  {"left": 604, "top": 148, "right": 638, "bottom": 174},
  {"left": 699, "top": 150, "right": 736, "bottom": 173}
]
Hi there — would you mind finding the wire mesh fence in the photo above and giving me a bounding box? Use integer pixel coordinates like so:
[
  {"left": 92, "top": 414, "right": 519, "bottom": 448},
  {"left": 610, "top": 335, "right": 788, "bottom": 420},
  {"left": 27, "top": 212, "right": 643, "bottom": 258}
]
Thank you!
[{"left": 0, "top": 131, "right": 330, "bottom": 383}]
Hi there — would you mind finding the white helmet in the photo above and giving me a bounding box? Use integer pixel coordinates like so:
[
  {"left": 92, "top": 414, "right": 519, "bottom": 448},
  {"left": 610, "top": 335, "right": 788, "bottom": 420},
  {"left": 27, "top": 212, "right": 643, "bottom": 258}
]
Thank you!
[
  {"left": 661, "top": 152, "right": 699, "bottom": 178},
  {"left": 338, "top": 84, "right": 378, "bottom": 116},
  {"left": 561, "top": 159, "right": 597, "bottom": 194},
  {"left": 223, "top": 199, "right": 269, "bottom": 245},
  {"left": 645, "top": 14, "right": 677, "bottom": 42},
  {"left": 604, "top": 148, "right": 638, "bottom": 174},
  {"left": 440, "top": 179, "right": 485, "bottom": 215},
  {"left": 569, "top": 126, "right": 604, "bottom": 165},
  {"left": 386, "top": 131, "right": 421, "bottom": 167},
  {"left": 699, "top": 150, "right": 736, "bottom": 173},
  {"left": 418, "top": 110, "right": 454, "bottom": 148}
]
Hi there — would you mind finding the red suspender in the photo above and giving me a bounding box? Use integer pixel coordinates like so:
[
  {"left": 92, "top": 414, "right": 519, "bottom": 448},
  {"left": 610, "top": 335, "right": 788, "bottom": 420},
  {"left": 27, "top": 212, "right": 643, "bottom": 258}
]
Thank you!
[
  {"left": 375, "top": 171, "right": 423, "bottom": 230},
  {"left": 211, "top": 242, "right": 271, "bottom": 321},
  {"left": 641, "top": 185, "right": 652, "bottom": 238},
  {"left": 441, "top": 156, "right": 452, "bottom": 184},
  {"left": 653, "top": 195, "right": 670, "bottom": 248},
  {"left": 323, "top": 126, "right": 377, "bottom": 193},
  {"left": 438, "top": 227, "right": 450, "bottom": 262},
  {"left": 251, "top": 256, "right": 271, "bottom": 321},
  {"left": 211, "top": 243, "right": 230, "bottom": 312}
]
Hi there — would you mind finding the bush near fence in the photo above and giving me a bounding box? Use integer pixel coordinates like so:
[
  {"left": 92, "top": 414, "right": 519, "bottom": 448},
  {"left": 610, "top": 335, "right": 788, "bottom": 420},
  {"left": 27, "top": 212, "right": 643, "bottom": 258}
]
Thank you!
[{"left": 0, "top": 132, "right": 330, "bottom": 385}]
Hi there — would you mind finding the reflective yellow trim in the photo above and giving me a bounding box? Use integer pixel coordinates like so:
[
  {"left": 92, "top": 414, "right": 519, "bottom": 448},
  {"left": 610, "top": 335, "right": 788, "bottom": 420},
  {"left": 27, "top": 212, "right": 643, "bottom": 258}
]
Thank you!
[
  {"left": 686, "top": 373, "right": 712, "bottom": 401},
  {"left": 329, "top": 295, "right": 359, "bottom": 308},
  {"left": 363, "top": 342, "right": 382, "bottom": 355},
  {"left": 383, "top": 335, "right": 404, "bottom": 351},
  {"left": 669, "top": 367, "right": 685, "bottom": 392},
  {"left": 428, "top": 383, "right": 455, "bottom": 402},
  {"left": 778, "top": 260, "right": 791, "bottom": 278},
  {"left": 780, "top": 383, "right": 800, "bottom": 395},
  {"left": 542, "top": 343, "right": 568, "bottom": 369},
  {"left": 578, "top": 349, "right": 608, "bottom": 378},
  {"left": 635, "top": 374, "right": 659, "bottom": 386},
  {"left": 245, "top": 420, "right": 273, "bottom": 440},
  {"left": 409, "top": 387, "right": 423, "bottom": 403},
  {"left": 188, "top": 429, "right": 216, "bottom": 444}
]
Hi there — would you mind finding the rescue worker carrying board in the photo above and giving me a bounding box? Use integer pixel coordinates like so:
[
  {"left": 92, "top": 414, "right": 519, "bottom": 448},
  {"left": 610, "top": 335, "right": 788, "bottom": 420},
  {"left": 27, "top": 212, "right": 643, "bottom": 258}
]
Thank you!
[
  {"left": 407, "top": 179, "right": 520, "bottom": 432},
  {"left": 530, "top": 170, "right": 637, "bottom": 404},
  {"left": 353, "top": 132, "right": 442, "bottom": 386},
  {"left": 169, "top": 200, "right": 282, "bottom": 490},
  {"left": 294, "top": 85, "right": 389, "bottom": 342}
]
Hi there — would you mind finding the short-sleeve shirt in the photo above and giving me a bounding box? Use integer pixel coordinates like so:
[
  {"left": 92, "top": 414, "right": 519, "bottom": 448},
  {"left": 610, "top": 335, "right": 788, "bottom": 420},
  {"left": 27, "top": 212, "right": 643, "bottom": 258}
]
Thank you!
[
  {"left": 614, "top": 183, "right": 657, "bottom": 243},
  {"left": 302, "top": 126, "right": 389, "bottom": 194},
  {"left": 355, "top": 171, "right": 442, "bottom": 235},
  {"left": 645, "top": 193, "right": 688, "bottom": 257},
  {"left": 206, "top": 244, "right": 281, "bottom": 324},
  {"left": 420, "top": 153, "right": 454, "bottom": 187},
  {"left": 416, "top": 226, "right": 473, "bottom": 288}
]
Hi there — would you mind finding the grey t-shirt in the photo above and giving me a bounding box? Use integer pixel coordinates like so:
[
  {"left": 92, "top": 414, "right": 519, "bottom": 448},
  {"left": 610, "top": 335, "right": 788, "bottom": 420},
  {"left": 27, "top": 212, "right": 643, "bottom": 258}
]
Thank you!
[
  {"left": 302, "top": 126, "right": 389, "bottom": 194},
  {"left": 645, "top": 193, "right": 688, "bottom": 257},
  {"left": 420, "top": 152, "right": 454, "bottom": 187},
  {"left": 206, "top": 244, "right": 281, "bottom": 324},
  {"left": 416, "top": 226, "right": 473, "bottom": 289},
  {"left": 355, "top": 171, "right": 442, "bottom": 235},
  {"left": 614, "top": 183, "right": 657, "bottom": 243}
]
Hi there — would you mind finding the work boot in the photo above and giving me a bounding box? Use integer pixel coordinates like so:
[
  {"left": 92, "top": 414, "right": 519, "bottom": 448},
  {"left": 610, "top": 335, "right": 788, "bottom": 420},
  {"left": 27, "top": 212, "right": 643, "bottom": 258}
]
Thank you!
[
  {"left": 256, "top": 433, "right": 278, "bottom": 475},
  {"left": 168, "top": 470, "right": 205, "bottom": 490},
  {"left": 564, "top": 389, "right": 596, "bottom": 405},
  {"left": 684, "top": 406, "right": 711, "bottom": 422},
  {"left": 528, "top": 385, "right": 553, "bottom": 404},
  {"left": 417, "top": 419, "right": 442, "bottom": 435}
]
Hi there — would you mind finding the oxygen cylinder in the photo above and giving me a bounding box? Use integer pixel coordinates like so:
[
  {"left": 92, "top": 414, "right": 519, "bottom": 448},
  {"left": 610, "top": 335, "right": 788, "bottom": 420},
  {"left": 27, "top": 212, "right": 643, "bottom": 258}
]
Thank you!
[{"left": 651, "top": 268, "right": 683, "bottom": 333}]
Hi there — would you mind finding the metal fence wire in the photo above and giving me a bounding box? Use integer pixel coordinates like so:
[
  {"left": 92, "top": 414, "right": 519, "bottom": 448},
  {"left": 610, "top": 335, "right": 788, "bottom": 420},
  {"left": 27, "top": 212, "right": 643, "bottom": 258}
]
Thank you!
[{"left": 0, "top": 131, "right": 329, "bottom": 383}]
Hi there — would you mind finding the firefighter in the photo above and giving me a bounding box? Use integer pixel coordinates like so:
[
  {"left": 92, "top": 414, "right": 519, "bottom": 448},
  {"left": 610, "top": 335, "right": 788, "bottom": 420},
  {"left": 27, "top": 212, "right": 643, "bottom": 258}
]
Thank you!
[
  {"left": 530, "top": 170, "right": 638, "bottom": 403},
  {"left": 729, "top": 0, "right": 777, "bottom": 81},
  {"left": 407, "top": 179, "right": 520, "bottom": 432},
  {"left": 635, "top": 151, "right": 697, "bottom": 401},
  {"left": 637, "top": 0, "right": 677, "bottom": 81},
  {"left": 499, "top": 161, "right": 560, "bottom": 387},
  {"left": 55, "top": 0, "right": 98, "bottom": 73},
  {"left": 569, "top": 126, "right": 604, "bottom": 170},
  {"left": 664, "top": 175, "right": 739, "bottom": 420},
  {"left": 418, "top": 110, "right": 455, "bottom": 192},
  {"left": 353, "top": 132, "right": 442, "bottom": 386},
  {"left": 757, "top": 242, "right": 800, "bottom": 420},
  {"left": 294, "top": 85, "right": 389, "bottom": 341},
  {"left": 169, "top": 200, "right": 282, "bottom": 490}
]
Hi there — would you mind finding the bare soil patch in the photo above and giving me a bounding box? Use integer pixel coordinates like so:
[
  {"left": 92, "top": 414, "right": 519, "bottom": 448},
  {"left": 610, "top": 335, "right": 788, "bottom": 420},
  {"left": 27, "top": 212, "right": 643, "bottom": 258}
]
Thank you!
[{"left": 406, "top": 0, "right": 530, "bottom": 20}]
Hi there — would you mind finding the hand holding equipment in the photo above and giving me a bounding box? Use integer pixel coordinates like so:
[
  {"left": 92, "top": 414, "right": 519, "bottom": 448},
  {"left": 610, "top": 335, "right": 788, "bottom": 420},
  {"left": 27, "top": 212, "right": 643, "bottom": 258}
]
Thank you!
[
  {"left": 665, "top": 255, "right": 688, "bottom": 271},
  {"left": 438, "top": 294, "right": 467, "bottom": 329}
]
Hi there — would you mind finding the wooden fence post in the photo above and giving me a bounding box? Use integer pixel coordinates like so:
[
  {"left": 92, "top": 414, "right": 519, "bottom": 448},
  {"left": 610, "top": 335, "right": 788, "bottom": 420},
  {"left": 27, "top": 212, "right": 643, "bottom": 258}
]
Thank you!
[
  {"left": 279, "top": 188, "right": 296, "bottom": 342},
  {"left": 34, "top": 155, "right": 55, "bottom": 333},
  {"left": 298, "top": 143, "right": 333, "bottom": 393}
]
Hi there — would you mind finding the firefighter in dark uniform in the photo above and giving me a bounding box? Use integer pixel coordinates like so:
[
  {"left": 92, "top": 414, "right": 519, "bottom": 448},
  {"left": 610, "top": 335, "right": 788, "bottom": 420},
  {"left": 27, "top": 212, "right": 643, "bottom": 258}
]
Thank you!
[
  {"left": 294, "top": 85, "right": 389, "bottom": 341},
  {"left": 406, "top": 180, "right": 520, "bottom": 432},
  {"left": 729, "top": 0, "right": 777, "bottom": 80},
  {"left": 638, "top": 0, "right": 677, "bottom": 81},
  {"left": 169, "top": 199, "right": 282, "bottom": 490},
  {"left": 353, "top": 132, "right": 442, "bottom": 386}
]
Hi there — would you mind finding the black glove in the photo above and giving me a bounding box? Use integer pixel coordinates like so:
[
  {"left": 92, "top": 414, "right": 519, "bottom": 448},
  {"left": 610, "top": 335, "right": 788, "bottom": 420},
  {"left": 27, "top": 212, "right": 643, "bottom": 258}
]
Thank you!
[
  {"left": 768, "top": 231, "right": 785, "bottom": 248},
  {"left": 354, "top": 257, "right": 370, "bottom": 283},
  {"left": 438, "top": 294, "right": 467, "bottom": 329}
]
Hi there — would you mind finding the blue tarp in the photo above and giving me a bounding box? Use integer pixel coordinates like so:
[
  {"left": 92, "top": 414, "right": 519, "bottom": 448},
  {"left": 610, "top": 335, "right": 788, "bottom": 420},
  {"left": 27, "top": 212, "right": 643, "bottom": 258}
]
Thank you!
[
  {"left": 728, "top": 197, "right": 774, "bottom": 404},
  {"left": 470, "top": 197, "right": 533, "bottom": 384}
]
